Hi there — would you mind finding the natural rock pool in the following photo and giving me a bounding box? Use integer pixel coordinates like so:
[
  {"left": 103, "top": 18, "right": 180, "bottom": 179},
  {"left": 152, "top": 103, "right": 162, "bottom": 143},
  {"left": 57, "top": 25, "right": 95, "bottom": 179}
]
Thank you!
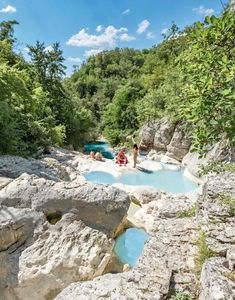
[
  {"left": 84, "top": 142, "right": 114, "bottom": 159},
  {"left": 84, "top": 169, "right": 198, "bottom": 193},
  {"left": 114, "top": 228, "right": 149, "bottom": 268}
]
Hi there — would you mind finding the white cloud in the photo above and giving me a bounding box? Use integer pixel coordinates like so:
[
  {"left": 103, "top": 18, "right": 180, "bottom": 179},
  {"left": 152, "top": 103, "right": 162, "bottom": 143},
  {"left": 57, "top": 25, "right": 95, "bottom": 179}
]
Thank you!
[
  {"left": 0, "top": 5, "right": 16, "bottom": 13},
  {"left": 68, "top": 56, "right": 82, "bottom": 63},
  {"left": 67, "top": 26, "right": 129, "bottom": 48},
  {"left": 137, "top": 19, "right": 150, "bottom": 34},
  {"left": 193, "top": 5, "right": 214, "bottom": 16},
  {"left": 146, "top": 31, "right": 155, "bottom": 39},
  {"left": 44, "top": 45, "right": 53, "bottom": 52},
  {"left": 96, "top": 25, "right": 102, "bottom": 33},
  {"left": 122, "top": 9, "right": 130, "bottom": 15},
  {"left": 84, "top": 49, "right": 103, "bottom": 58},
  {"left": 161, "top": 28, "right": 168, "bottom": 35},
  {"left": 120, "top": 33, "right": 135, "bottom": 41},
  {"left": 24, "top": 47, "right": 30, "bottom": 53}
]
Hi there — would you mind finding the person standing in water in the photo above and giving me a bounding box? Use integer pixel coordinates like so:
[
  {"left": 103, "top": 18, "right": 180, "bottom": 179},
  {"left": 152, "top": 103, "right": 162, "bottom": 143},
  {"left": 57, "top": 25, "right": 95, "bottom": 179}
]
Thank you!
[{"left": 132, "top": 144, "right": 139, "bottom": 168}]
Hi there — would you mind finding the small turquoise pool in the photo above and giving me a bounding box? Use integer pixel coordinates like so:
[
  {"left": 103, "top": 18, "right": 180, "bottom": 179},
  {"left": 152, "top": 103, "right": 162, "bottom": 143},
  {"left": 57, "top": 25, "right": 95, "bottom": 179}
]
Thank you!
[
  {"left": 84, "top": 169, "right": 198, "bottom": 193},
  {"left": 114, "top": 228, "right": 149, "bottom": 268},
  {"left": 84, "top": 142, "right": 114, "bottom": 159}
]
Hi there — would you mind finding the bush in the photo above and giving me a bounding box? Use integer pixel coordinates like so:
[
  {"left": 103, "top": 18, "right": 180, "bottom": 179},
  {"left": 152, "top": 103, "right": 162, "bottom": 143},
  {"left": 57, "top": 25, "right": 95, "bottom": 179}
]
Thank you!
[
  {"left": 170, "top": 291, "right": 193, "bottom": 300},
  {"left": 199, "top": 159, "right": 235, "bottom": 176}
]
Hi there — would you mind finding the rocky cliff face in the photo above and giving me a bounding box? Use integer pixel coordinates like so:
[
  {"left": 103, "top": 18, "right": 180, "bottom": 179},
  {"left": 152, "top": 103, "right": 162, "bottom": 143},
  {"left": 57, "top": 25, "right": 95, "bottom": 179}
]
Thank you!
[
  {"left": 139, "top": 118, "right": 191, "bottom": 161},
  {"left": 153, "top": 117, "right": 176, "bottom": 152},
  {"left": 140, "top": 118, "right": 234, "bottom": 178},
  {"left": 139, "top": 122, "right": 156, "bottom": 151}
]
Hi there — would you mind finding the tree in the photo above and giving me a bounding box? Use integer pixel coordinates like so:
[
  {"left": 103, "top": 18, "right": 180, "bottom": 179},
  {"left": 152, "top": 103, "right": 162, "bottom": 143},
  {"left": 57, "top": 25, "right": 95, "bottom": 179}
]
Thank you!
[
  {"left": 102, "top": 81, "right": 144, "bottom": 145},
  {"left": 0, "top": 20, "right": 18, "bottom": 44},
  {"left": 176, "top": 12, "right": 235, "bottom": 153}
]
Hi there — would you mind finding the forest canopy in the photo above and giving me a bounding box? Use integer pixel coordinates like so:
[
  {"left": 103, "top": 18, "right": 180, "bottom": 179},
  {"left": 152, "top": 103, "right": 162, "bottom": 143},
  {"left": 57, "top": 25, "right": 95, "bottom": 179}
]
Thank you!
[{"left": 0, "top": 9, "right": 234, "bottom": 156}]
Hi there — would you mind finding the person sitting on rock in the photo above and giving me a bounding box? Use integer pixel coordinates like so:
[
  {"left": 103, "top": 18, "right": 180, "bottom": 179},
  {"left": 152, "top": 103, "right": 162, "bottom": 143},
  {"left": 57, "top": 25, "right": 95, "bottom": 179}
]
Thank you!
[
  {"left": 95, "top": 151, "right": 104, "bottom": 161},
  {"left": 115, "top": 148, "right": 128, "bottom": 166},
  {"left": 89, "top": 150, "right": 95, "bottom": 159}
]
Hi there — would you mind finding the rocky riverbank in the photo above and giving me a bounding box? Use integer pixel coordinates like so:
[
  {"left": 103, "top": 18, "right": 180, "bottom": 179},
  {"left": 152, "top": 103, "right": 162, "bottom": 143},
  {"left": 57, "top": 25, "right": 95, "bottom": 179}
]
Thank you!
[{"left": 0, "top": 145, "right": 234, "bottom": 300}]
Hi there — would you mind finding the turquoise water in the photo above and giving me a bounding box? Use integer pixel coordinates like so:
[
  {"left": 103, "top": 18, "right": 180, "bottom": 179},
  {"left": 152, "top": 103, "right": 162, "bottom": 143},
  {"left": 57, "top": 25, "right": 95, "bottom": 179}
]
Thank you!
[
  {"left": 84, "top": 169, "right": 198, "bottom": 193},
  {"left": 114, "top": 228, "right": 149, "bottom": 268},
  {"left": 84, "top": 142, "right": 114, "bottom": 159}
]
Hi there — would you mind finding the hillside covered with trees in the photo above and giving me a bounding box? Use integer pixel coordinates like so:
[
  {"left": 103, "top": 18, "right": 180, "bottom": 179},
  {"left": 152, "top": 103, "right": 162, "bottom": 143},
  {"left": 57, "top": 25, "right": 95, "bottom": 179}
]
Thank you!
[{"left": 0, "top": 9, "right": 234, "bottom": 156}]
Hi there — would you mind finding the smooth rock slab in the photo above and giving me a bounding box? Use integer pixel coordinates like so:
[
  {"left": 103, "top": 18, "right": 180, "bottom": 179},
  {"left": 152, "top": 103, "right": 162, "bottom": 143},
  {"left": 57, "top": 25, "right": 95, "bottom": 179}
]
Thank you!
[
  {"left": 0, "top": 173, "right": 130, "bottom": 237},
  {"left": 0, "top": 177, "right": 12, "bottom": 190}
]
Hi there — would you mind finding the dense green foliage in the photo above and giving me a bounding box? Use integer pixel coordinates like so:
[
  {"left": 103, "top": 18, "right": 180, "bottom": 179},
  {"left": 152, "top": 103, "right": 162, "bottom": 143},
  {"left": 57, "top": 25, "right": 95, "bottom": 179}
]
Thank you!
[
  {"left": 0, "top": 21, "right": 95, "bottom": 155},
  {"left": 176, "top": 12, "right": 235, "bottom": 153},
  {"left": 66, "top": 11, "right": 235, "bottom": 151},
  {"left": 65, "top": 24, "right": 188, "bottom": 146},
  {"left": 1, "top": 8, "right": 234, "bottom": 155}
]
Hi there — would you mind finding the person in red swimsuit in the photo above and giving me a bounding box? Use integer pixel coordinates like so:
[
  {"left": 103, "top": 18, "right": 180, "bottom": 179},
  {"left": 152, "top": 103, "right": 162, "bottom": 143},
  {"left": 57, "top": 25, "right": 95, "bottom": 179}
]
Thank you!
[{"left": 115, "top": 148, "right": 128, "bottom": 166}]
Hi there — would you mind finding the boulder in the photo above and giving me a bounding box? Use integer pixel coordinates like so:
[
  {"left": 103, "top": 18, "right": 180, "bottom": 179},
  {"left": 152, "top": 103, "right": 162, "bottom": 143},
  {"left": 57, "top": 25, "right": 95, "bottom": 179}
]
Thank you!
[
  {"left": 0, "top": 155, "right": 60, "bottom": 181},
  {"left": 0, "top": 173, "right": 130, "bottom": 237},
  {"left": 130, "top": 189, "right": 198, "bottom": 231},
  {"left": 196, "top": 172, "right": 235, "bottom": 300},
  {"left": 153, "top": 117, "right": 176, "bottom": 152},
  {"left": 0, "top": 209, "right": 114, "bottom": 300},
  {"left": 165, "top": 123, "right": 191, "bottom": 161},
  {"left": 0, "top": 177, "right": 12, "bottom": 190},
  {"left": 0, "top": 206, "right": 43, "bottom": 252},
  {"left": 146, "top": 149, "right": 164, "bottom": 161},
  {"left": 0, "top": 148, "right": 86, "bottom": 182},
  {"left": 0, "top": 207, "right": 44, "bottom": 298},
  {"left": 139, "top": 123, "right": 156, "bottom": 151},
  {"left": 0, "top": 168, "right": 131, "bottom": 300},
  {"left": 199, "top": 257, "right": 235, "bottom": 300},
  {"left": 182, "top": 142, "right": 235, "bottom": 177}
]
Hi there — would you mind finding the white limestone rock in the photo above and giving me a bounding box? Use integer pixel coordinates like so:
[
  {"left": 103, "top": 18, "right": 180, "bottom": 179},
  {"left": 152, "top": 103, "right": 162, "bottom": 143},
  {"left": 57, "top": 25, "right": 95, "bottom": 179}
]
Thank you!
[
  {"left": 227, "top": 247, "right": 235, "bottom": 271},
  {"left": 199, "top": 257, "right": 235, "bottom": 300},
  {"left": 160, "top": 155, "right": 181, "bottom": 166},
  {"left": 0, "top": 177, "right": 12, "bottom": 190},
  {"left": 146, "top": 149, "right": 164, "bottom": 161},
  {"left": 165, "top": 123, "right": 191, "bottom": 161},
  {"left": 153, "top": 117, "right": 176, "bottom": 152},
  {"left": 0, "top": 209, "right": 114, "bottom": 300},
  {"left": 139, "top": 123, "right": 156, "bottom": 151},
  {"left": 56, "top": 218, "right": 199, "bottom": 300},
  {"left": 13, "top": 213, "right": 113, "bottom": 300},
  {"left": 182, "top": 142, "right": 235, "bottom": 177},
  {"left": 138, "top": 160, "right": 163, "bottom": 171},
  {"left": 0, "top": 173, "right": 130, "bottom": 237}
]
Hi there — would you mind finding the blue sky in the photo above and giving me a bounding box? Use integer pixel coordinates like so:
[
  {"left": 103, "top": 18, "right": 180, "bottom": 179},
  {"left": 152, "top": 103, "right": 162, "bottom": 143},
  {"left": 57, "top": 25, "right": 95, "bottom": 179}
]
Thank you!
[{"left": 0, "top": 0, "right": 224, "bottom": 76}]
